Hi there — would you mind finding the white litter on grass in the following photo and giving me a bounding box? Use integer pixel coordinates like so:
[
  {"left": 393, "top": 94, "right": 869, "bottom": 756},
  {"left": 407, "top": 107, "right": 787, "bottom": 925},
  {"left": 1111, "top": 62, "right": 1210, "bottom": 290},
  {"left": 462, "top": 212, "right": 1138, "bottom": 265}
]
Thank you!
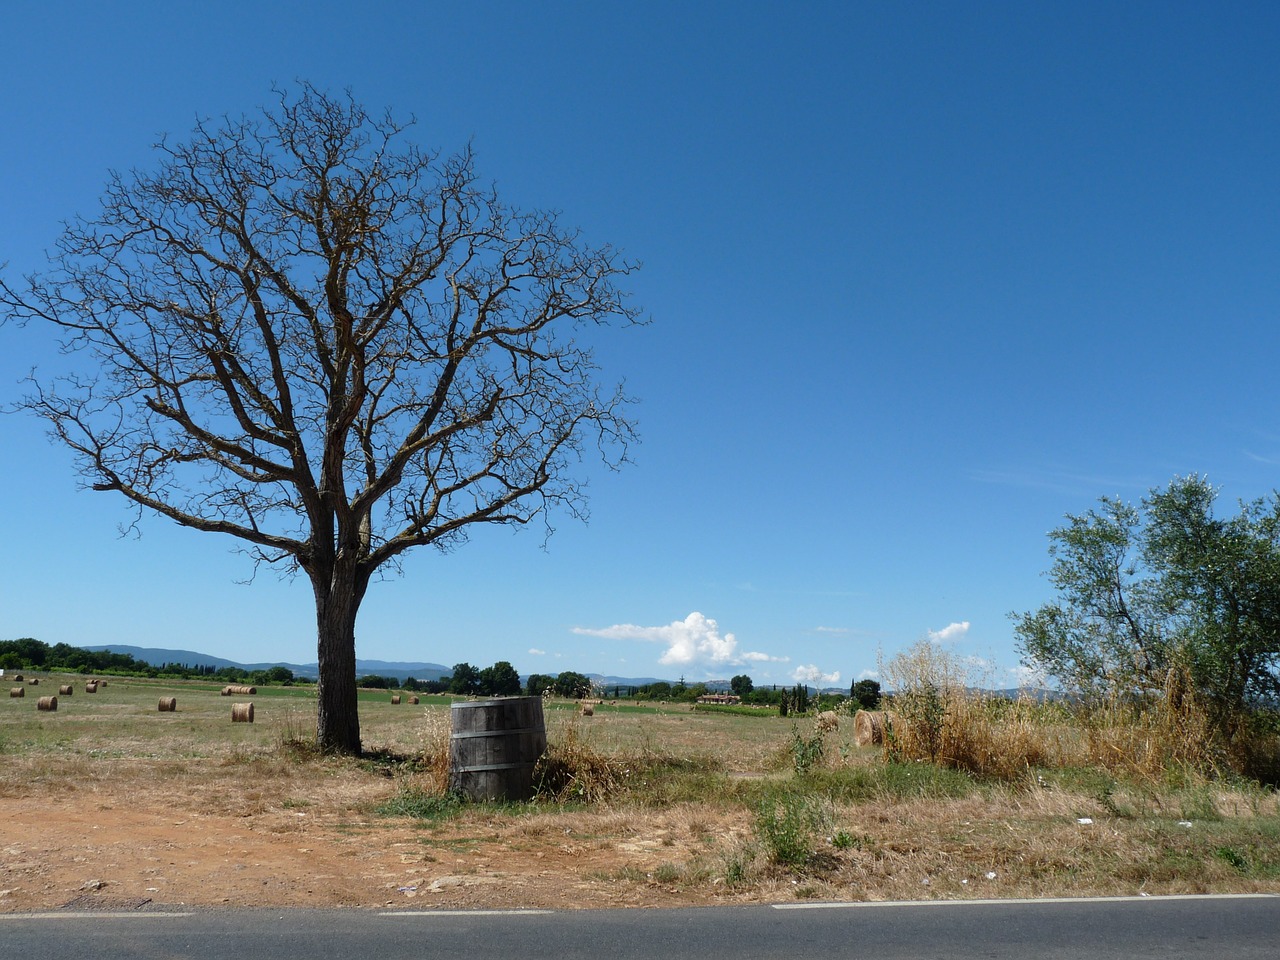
[
  {"left": 1178, "top": 821, "right": 1193, "bottom": 827},
  {"left": 985, "top": 872, "right": 997, "bottom": 880},
  {"left": 1077, "top": 818, "right": 1094, "bottom": 824}
]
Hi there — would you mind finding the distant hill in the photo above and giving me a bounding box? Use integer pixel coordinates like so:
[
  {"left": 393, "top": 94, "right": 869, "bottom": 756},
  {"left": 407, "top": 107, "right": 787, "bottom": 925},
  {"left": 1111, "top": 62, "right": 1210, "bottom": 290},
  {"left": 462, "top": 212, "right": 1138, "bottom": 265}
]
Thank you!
[
  {"left": 83, "top": 645, "right": 451, "bottom": 682},
  {"left": 82, "top": 646, "right": 714, "bottom": 688},
  {"left": 85, "top": 645, "right": 971, "bottom": 695}
]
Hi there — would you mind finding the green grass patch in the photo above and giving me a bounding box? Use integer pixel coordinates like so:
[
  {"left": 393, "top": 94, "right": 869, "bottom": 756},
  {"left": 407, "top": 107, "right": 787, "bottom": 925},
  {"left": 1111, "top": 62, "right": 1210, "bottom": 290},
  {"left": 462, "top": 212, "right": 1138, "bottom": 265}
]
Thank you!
[{"left": 377, "top": 789, "right": 464, "bottom": 822}]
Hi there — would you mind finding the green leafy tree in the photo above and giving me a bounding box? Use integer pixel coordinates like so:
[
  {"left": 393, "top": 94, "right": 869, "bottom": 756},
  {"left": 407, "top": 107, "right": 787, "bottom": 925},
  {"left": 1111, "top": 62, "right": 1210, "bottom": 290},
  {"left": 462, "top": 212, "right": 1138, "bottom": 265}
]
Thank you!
[
  {"left": 2, "top": 638, "right": 48, "bottom": 668},
  {"left": 0, "top": 84, "right": 641, "bottom": 755},
  {"left": 479, "top": 660, "right": 522, "bottom": 697},
  {"left": 851, "top": 679, "right": 881, "bottom": 711},
  {"left": 448, "top": 662, "right": 481, "bottom": 696},
  {"left": 552, "top": 670, "right": 591, "bottom": 699},
  {"left": 525, "top": 673, "right": 554, "bottom": 697},
  {"left": 792, "top": 683, "right": 810, "bottom": 714},
  {"left": 637, "top": 680, "right": 672, "bottom": 700},
  {"left": 730, "top": 674, "right": 754, "bottom": 697},
  {"left": 1013, "top": 475, "right": 1280, "bottom": 740}
]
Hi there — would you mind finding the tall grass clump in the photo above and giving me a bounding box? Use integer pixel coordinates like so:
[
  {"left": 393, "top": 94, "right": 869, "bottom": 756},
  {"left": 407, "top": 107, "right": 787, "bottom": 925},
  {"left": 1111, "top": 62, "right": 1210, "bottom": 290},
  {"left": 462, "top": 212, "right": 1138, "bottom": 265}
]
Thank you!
[
  {"left": 878, "top": 641, "right": 1280, "bottom": 785},
  {"left": 414, "top": 707, "right": 453, "bottom": 793},
  {"left": 879, "top": 640, "right": 1072, "bottom": 780},
  {"left": 532, "top": 718, "right": 629, "bottom": 803}
]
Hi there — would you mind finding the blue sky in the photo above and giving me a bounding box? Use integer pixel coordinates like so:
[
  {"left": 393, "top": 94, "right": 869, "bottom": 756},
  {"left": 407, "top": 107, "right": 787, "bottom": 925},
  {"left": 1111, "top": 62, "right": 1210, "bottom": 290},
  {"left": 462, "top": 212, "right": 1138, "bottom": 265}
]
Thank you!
[{"left": 2, "top": 2, "right": 1278, "bottom": 687}]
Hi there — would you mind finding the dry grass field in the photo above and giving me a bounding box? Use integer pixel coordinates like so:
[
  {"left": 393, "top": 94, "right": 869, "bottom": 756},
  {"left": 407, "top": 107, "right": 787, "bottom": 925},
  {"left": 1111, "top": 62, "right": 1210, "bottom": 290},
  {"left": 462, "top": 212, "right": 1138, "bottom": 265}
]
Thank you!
[{"left": 2, "top": 672, "right": 1279, "bottom": 912}]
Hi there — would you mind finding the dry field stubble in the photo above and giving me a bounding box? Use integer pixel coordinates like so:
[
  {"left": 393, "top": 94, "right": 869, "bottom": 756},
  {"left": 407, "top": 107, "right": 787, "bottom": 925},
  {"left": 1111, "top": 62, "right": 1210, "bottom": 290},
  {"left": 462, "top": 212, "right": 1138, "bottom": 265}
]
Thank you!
[{"left": 2, "top": 674, "right": 1279, "bottom": 912}]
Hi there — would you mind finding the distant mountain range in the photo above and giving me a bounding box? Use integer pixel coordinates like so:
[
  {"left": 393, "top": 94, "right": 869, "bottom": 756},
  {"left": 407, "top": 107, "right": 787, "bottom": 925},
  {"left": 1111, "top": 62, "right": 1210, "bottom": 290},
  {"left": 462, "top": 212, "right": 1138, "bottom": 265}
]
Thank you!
[
  {"left": 81, "top": 646, "right": 1044, "bottom": 698},
  {"left": 84, "top": 644, "right": 677, "bottom": 688},
  {"left": 84, "top": 644, "right": 452, "bottom": 682}
]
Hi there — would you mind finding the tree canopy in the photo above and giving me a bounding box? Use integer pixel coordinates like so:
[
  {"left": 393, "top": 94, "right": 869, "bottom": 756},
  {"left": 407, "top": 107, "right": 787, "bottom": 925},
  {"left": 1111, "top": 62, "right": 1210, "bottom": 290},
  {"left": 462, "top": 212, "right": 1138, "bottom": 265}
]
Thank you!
[
  {"left": 0, "top": 84, "right": 641, "bottom": 753},
  {"left": 1013, "top": 475, "right": 1280, "bottom": 740}
]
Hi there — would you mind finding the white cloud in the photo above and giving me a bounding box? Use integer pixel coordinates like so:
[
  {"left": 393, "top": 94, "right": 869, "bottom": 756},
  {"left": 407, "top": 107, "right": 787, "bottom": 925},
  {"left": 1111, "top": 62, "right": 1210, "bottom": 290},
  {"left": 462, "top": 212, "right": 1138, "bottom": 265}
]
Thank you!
[
  {"left": 528, "top": 648, "right": 546, "bottom": 656},
  {"left": 573, "top": 611, "right": 779, "bottom": 667},
  {"left": 742, "top": 650, "right": 790, "bottom": 663},
  {"left": 793, "top": 664, "right": 841, "bottom": 686},
  {"left": 858, "top": 669, "right": 879, "bottom": 681},
  {"left": 927, "top": 621, "right": 971, "bottom": 644},
  {"left": 813, "top": 626, "right": 850, "bottom": 635}
]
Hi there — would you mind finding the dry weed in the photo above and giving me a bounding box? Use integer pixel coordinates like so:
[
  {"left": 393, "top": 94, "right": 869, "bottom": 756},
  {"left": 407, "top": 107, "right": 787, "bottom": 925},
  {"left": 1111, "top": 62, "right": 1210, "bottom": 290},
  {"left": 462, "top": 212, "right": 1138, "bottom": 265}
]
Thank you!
[{"left": 533, "top": 716, "right": 628, "bottom": 803}]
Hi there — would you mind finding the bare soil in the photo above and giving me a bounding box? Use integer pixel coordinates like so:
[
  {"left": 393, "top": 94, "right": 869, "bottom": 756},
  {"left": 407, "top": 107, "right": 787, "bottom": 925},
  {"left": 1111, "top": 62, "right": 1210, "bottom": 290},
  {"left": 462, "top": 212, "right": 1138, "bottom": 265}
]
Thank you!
[
  {"left": 5, "top": 691, "right": 1279, "bottom": 914},
  {"left": 0, "top": 755, "right": 751, "bottom": 913}
]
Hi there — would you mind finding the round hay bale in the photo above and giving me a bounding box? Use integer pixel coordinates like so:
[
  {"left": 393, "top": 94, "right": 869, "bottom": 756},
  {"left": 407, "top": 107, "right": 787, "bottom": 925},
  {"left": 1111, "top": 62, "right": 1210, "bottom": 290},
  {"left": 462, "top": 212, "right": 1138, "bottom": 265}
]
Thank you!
[
  {"left": 9, "top": 687, "right": 24, "bottom": 698},
  {"left": 12, "top": 674, "right": 22, "bottom": 682},
  {"left": 408, "top": 695, "right": 420, "bottom": 705},
  {"left": 580, "top": 704, "right": 594, "bottom": 717},
  {"left": 243, "top": 685, "right": 257, "bottom": 695},
  {"left": 158, "top": 697, "right": 177, "bottom": 712},
  {"left": 390, "top": 695, "right": 402, "bottom": 705},
  {"left": 37, "top": 696, "right": 58, "bottom": 711},
  {"left": 816, "top": 710, "right": 840, "bottom": 733},
  {"left": 85, "top": 681, "right": 98, "bottom": 693},
  {"left": 231, "top": 702, "right": 255, "bottom": 723},
  {"left": 28, "top": 677, "right": 39, "bottom": 685},
  {"left": 220, "top": 686, "right": 233, "bottom": 696},
  {"left": 854, "top": 709, "right": 887, "bottom": 747},
  {"left": 58, "top": 685, "right": 73, "bottom": 696}
]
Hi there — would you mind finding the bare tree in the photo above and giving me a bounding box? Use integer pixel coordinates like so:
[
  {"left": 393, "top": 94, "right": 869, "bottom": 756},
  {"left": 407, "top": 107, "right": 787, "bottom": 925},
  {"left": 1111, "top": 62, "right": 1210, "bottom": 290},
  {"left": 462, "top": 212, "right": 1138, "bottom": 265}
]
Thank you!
[{"left": 0, "top": 84, "right": 641, "bottom": 754}]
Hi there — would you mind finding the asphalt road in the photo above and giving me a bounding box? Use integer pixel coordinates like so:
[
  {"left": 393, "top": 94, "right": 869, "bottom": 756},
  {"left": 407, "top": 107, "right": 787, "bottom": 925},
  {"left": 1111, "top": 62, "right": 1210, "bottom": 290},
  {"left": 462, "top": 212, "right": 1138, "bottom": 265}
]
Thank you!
[{"left": 1, "top": 895, "right": 1275, "bottom": 959}]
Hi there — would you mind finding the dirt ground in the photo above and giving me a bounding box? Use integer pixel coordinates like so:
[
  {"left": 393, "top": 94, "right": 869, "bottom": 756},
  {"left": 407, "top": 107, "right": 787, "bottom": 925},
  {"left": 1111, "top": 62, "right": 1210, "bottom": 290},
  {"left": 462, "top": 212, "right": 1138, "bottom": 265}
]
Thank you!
[
  {"left": 7, "top": 698, "right": 1280, "bottom": 913},
  {"left": 0, "top": 756, "right": 755, "bottom": 913}
]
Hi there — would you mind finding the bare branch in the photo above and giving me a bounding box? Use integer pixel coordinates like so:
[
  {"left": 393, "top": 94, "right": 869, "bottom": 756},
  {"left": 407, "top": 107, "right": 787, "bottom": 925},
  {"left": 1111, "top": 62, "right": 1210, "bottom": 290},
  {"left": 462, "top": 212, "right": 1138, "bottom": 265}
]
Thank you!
[{"left": 0, "top": 82, "right": 642, "bottom": 754}]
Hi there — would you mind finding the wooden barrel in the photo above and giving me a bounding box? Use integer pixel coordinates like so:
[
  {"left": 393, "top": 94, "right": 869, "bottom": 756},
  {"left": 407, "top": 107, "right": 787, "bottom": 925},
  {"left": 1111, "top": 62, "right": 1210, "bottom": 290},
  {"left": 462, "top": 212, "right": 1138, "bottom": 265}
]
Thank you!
[
  {"left": 231, "top": 702, "right": 255, "bottom": 723},
  {"left": 59, "top": 685, "right": 73, "bottom": 696},
  {"left": 449, "top": 697, "right": 547, "bottom": 802},
  {"left": 158, "top": 697, "right": 177, "bottom": 712},
  {"left": 37, "top": 696, "right": 57, "bottom": 711}
]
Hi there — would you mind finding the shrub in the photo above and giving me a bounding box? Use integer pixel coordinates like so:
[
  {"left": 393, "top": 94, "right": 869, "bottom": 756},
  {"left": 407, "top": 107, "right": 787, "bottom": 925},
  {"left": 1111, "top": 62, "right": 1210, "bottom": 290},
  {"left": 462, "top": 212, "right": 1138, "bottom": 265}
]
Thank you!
[{"left": 754, "top": 792, "right": 830, "bottom": 868}]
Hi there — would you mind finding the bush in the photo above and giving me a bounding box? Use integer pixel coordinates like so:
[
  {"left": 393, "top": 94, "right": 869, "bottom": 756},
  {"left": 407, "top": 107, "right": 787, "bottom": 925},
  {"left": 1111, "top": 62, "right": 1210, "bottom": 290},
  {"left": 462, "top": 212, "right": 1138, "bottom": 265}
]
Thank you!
[{"left": 754, "top": 792, "right": 830, "bottom": 868}]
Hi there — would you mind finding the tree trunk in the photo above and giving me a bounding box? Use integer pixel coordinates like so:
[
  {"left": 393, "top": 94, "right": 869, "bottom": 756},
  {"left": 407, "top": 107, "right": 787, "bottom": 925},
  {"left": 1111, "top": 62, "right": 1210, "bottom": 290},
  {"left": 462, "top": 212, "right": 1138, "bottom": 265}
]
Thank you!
[{"left": 313, "top": 568, "right": 365, "bottom": 755}]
